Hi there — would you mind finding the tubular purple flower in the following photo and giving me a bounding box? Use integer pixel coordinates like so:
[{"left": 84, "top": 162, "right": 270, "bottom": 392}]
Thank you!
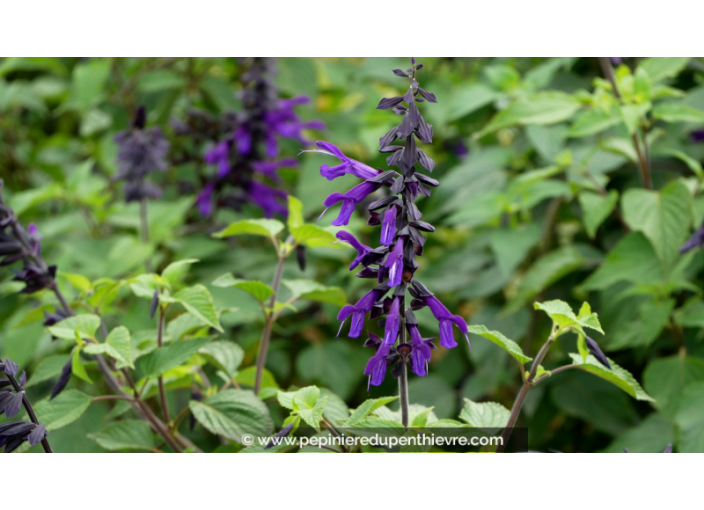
[
  {"left": 307, "top": 141, "right": 379, "bottom": 181},
  {"left": 335, "top": 231, "right": 372, "bottom": 270},
  {"left": 322, "top": 181, "right": 381, "bottom": 226},
  {"left": 364, "top": 343, "right": 390, "bottom": 388},
  {"left": 381, "top": 208, "right": 397, "bottom": 246},
  {"left": 28, "top": 223, "right": 41, "bottom": 256},
  {"left": 248, "top": 181, "right": 288, "bottom": 218},
  {"left": 383, "top": 297, "right": 400, "bottom": 345},
  {"left": 384, "top": 240, "right": 404, "bottom": 287},
  {"left": 205, "top": 140, "right": 232, "bottom": 178},
  {"left": 233, "top": 125, "right": 252, "bottom": 156},
  {"left": 252, "top": 158, "right": 298, "bottom": 179},
  {"left": 196, "top": 182, "right": 215, "bottom": 216},
  {"left": 425, "top": 295, "right": 469, "bottom": 349},
  {"left": 337, "top": 288, "right": 384, "bottom": 338},
  {"left": 680, "top": 219, "right": 704, "bottom": 254},
  {"left": 408, "top": 324, "right": 433, "bottom": 377}
]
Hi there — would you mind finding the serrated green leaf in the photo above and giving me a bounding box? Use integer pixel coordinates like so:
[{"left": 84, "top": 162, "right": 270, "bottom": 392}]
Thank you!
[
  {"left": 466, "top": 324, "right": 532, "bottom": 365},
  {"left": 189, "top": 389, "right": 273, "bottom": 442},
  {"left": 534, "top": 299, "right": 603, "bottom": 334},
  {"left": 568, "top": 353, "right": 654, "bottom": 402},
  {"left": 198, "top": 341, "right": 244, "bottom": 379},
  {"left": 211, "top": 273, "right": 274, "bottom": 302},
  {"left": 277, "top": 390, "right": 296, "bottom": 410},
  {"left": 33, "top": 390, "right": 92, "bottom": 431},
  {"left": 139, "top": 337, "right": 211, "bottom": 378},
  {"left": 459, "top": 399, "right": 510, "bottom": 428},
  {"left": 88, "top": 420, "right": 155, "bottom": 451},
  {"left": 213, "top": 219, "right": 285, "bottom": 239},
  {"left": 161, "top": 259, "right": 199, "bottom": 285},
  {"left": 638, "top": 57, "right": 689, "bottom": 83},
  {"left": 282, "top": 279, "right": 346, "bottom": 307},
  {"left": 48, "top": 314, "right": 101, "bottom": 340},
  {"left": 172, "top": 284, "right": 223, "bottom": 332}
]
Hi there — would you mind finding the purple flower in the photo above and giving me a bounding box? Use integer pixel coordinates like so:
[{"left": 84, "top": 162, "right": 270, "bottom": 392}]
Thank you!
[
  {"left": 252, "top": 158, "right": 298, "bottom": 180},
  {"left": 196, "top": 182, "right": 216, "bottom": 216},
  {"left": 364, "top": 342, "right": 390, "bottom": 388},
  {"left": 248, "top": 181, "right": 288, "bottom": 218},
  {"left": 306, "top": 141, "right": 379, "bottom": 181},
  {"left": 233, "top": 125, "right": 252, "bottom": 156},
  {"left": 384, "top": 239, "right": 404, "bottom": 287},
  {"left": 205, "top": 140, "right": 232, "bottom": 178},
  {"left": 27, "top": 223, "right": 42, "bottom": 256},
  {"left": 680, "top": 220, "right": 704, "bottom": 254},
  {"left": 424, "top": 295, "right": 469, "bottom": 349},
  {"left": 383, "top": 297, "right": 400, "bottom": 345},
  {"left": 691, "top": 130, "right": 704, "bottom": 143},
  {"left": 381, "top": 208, "right": 397, "bottom": 246},
  {"left": 337, "top": 288, "right": 384, "bottom": 338},
  {"left": 322, "top": 181, "right": 381, "bottom": 226},
  {"left": 264, "top": 96, "right": 326, "bottom": 153},
  {"left": 408, "top": 324, "right": 435, "bottom": 377},
  {"left": 335, "top": 231, "right": 371, "bottom": 270}
]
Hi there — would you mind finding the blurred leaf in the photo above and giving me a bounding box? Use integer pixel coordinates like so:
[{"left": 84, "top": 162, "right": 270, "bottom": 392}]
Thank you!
[
  {"left": 162, "top": 259, "right": 199, "bottom": 286},
  {"left": 459, "top": 399, "right": 509, "bottom": 428},
  {"left": 343, "top": 396, "right": 398, "bottom": 427},
  {"left": 568, "top": 108, "right": 621, "bottom": 138},
  {"left": 579, "top": 190, "right": 619, "bottom": 238},
  {"left": 25, "top": 355, "right": 67, "bottom": 388},
  {"left": 282, "top": 279, "right": 346, "bottom": 307},
  {"left": 88, "top": 420, "right": 155, "bottom": 451},
  {"left": 489, "top": 223, "right": 541, "bottom": 278},
  {"left": 287, "top": 195, "right": 304, "bottom": 229},
  {"left": 33, "top": 390, "right": 92, "bottom": 431},
  {"left": 622, "top": 180, "right": 692, "bottom": 269},
  {"left": 48, "top": 314, "right": 101, "bottom": 341},
  {"left": 57, "top": 271, "right": 92, "bottom": 293},
  {"left": 235, "top": 366, "right": 278, "bottom": 389},
  {"left": 644, "top": 355, "right": 704, "bottom": 420},
  {"left": 507, "top": 247, "right": 585, "bottom": 311},
  {"left": 603, "top": 414, "right": 675, "bottom": 453},
  {"left": 213, "top": 219, "right": 285, "bottom": 239},
  {"left": 139, "top": 337, "right": 210, "bottom": 378},
  {"left": 198, "top": 341, "right": 244, "bottom": 379},
  {"left": 189, "top": 389, "right": 273, "bottom": 442},
  {"left": 290, "top": 224, "right": 338, "bottom": 247},
  {"left": 675, "top": 381, "right": 704, "bottom": 452},
  {"left": 137, "top": 70, "right": 184, "bottom": 93},
  {"left": 72, "top": 59, "right": 111, "bottom": 110},
  {"left": 638, "top": 57, "right": 689, "bottom": 83},
  {"left": 84, "top": 326, "right": 133, "bottom": 369},
  {"left": 652, "top": 102, "right": 704, "bottom": 123},
  {"left": 212, "top": 274, "right": 274, "bottom": 303}
]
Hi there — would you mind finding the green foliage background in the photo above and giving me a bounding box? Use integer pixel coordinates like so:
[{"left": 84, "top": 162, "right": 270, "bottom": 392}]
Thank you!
[{"left": 2, "top": 57, "right": 704, "bottom": 452}]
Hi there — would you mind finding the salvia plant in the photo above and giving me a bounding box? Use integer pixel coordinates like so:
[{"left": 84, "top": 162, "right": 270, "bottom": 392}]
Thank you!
[{"left": 5, "top": 56, "right": 704, "bottom": 453}]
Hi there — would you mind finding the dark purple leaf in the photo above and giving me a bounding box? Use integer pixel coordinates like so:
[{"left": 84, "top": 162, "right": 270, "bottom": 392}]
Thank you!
[
  {"left": 393, "top": 69, "right": 409, "bottom": 78},
  {"left": 51, "top": 357, "right": 73, "bottom": 400},
  {"left": 27, "top": 423, "right": 47, "bottom": 447},
  {"left": 379, "top": 126, "right": 399, "bottom": 149},
  {"left": 3, "top": 358, "right": 18, "bottom": 376},
  {"left": 4, "top": 391, "right": 24, "bottom": 418},
  {"left": 150, "top": 290, "right": 159, "bottom": 319},
  {"left": 416, "top": 174, "right": 439, "bottom": 187},
  {"left": 377, "top": 97, "right": 404, "bottom": 110},
  {"left": 417, "top": 88, "right": 437, "bottom": 103},
  {"left": 368, "top": 196, "right": 400, "bottom": 211},
  {"left": 417, "top": 149, "right": 435, "bottom": 172}
]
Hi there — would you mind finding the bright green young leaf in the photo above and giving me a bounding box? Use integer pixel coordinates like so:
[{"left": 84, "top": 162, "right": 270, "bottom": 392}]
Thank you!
[
  {"left": 139, "top": 337, "right": 211, "bottom": 378},
  {"left": 344, "top": 396, "right": 398, "bottom": 427},
  {"left": 287, "top": 195, "right": 304, "bottom": 229},
  {"left": 277, "top": 390, "right": 296, "bottom": 410},
  {"left": 235, "top": 366, "right": 279, "bottom": 389},
  {"left": 534, "top": 299, "right": 603, "bottom": 334},
  {"left": 568, "top": 353, "right": 654, "bottom": 401},
  {"left": 621, "top": 180, "right": 692, "bottom": 269},
  {"left": 172, "top": 285, "right": 223, "bottom": 332},
  {"left": 211, "top": 273, "right": 275, "bottom": 302},
  {"left": 88, "top": 420, "right": 155, "bottom": 451},
  {"left": 466, "top": 324, "right": 532, "bottom": 365},
  {"left": 292, "top": 386, "right": 327, "bottom": 432},
  {"left": 106, "top": 326, "right": 133, "bottom": 369},
  {"left": 579, "top": 190, "right": 619, "bottom": 238},
  {"left": 292, "top": 386, "right": 321, "bottom": 410},
  {"left": 57, "top": 271, "right": 92, "bottom": 293},
  {"left": 189, "top": 389, "right": 273, "bottom": 442},
  {"left": 212, "top": 219, "right": 285, "bottom": 239},
  {"left": 282, "top": 279, "right": 346, "bottom": 307},
  {"left": 459, "top": 399, "right": 510, "bottom": 428},
  {"left": 320, "top": 388, "right": 350, "bottom": 423},
  {"left": 620, "top": 103, "right": 650, "bottom": 134},
  {"left": 161, "top": 259, "right": 199, "bottom": 285},
  {"left": 72, "top": 348, "right": 92, "bottom": 384},
  {"left": 198, "top": 341, "right": 244, "bottom": 379},
  {"left": 290, "top": 224, "right": 337, "bottom": 247},
  {"left": 33, "top": 390, "right": 92, "bottom": 431},
  {"left": 48, "top": 314, "right": 101, "bottom": 340}
]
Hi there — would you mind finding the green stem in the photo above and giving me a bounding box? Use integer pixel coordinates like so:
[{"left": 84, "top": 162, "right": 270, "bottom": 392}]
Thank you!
[
  {"left": 156, "top": 305, "right": 170, "bottom": 424},
  {"left": 254, "top": 236, "right": 291, "bottom": 394}
]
